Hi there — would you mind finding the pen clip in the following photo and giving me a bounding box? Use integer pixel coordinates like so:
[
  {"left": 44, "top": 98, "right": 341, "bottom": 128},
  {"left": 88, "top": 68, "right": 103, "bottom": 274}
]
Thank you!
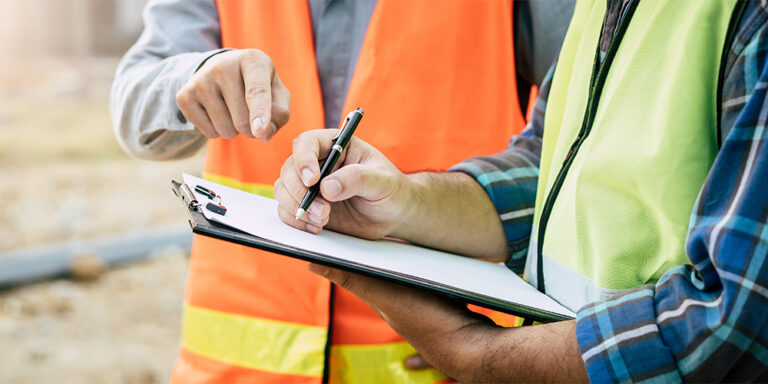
[{"left": 333, "top": 112, "right": 354, "bottom": 141}]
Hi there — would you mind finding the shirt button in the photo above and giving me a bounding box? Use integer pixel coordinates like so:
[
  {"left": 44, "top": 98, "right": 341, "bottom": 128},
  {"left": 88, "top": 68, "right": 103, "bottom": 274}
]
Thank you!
[{"left": 177, "top": 110, "right": 187, "bottom": 124}]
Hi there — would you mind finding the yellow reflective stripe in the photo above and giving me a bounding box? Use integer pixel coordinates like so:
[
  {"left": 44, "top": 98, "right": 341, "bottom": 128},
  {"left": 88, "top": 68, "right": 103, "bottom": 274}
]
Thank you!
[
  {"left": 182, "top": 304, "right": 326, "bottom": 377},
  {"left": 330, "top": 343, "right": 448, "bottom": 384},
  {"left": 202, "top": 172, "right": 274, "bottom": 198},
  {"left": 182, "top": 305, "right": 446, "bottom": 382}
]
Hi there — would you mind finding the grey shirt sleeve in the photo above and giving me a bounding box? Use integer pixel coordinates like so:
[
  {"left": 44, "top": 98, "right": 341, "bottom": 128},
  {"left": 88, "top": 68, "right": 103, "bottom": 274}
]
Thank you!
[
  {"left": 110, "top": 0, "right": 224, "bottom": 161},
  {"left": 515, "top": 0, "right": 576, "bottom": 87}
]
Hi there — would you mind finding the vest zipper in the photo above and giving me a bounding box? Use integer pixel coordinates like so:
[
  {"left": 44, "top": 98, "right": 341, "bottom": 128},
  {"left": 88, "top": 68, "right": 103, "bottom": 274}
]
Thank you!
[
  {"left": 321, "top": 283, "right": 335, "bottom": 384},
  {"left": 535, "top": 0, "right": 641, "bottom": 293}
]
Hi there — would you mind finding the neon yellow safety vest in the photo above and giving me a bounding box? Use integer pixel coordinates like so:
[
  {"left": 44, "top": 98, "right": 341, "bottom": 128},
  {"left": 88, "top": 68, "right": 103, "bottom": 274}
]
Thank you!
[{"left": 526, "top": 0, "right": 739, "bottom": 312}]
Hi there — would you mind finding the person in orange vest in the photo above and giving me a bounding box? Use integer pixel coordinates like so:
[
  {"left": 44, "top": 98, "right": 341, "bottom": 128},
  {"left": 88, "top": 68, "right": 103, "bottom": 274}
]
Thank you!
[{"left": 111, "top": 0, "right": 574, "bottom": 382}]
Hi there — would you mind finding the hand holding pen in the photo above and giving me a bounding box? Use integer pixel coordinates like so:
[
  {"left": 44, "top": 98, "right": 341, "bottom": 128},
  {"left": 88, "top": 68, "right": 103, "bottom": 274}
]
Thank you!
[
  {"left": 296, "top": 108, "right": 364, "bottom": 220},
  {"left": 274, "top": 107, "right": 412, "bottom": 239}
]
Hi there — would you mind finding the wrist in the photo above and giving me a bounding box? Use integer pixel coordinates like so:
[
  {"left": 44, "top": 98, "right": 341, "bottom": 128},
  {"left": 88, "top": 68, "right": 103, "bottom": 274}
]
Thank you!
[{"left": 388, "top": 172, "right": 429, "bottom": 240}]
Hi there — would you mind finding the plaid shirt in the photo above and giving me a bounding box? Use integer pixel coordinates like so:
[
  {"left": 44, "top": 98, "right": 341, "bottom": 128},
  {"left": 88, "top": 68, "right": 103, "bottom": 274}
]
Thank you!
[{"left": 452, "top": 1, "right": 768, "bottom": 381}]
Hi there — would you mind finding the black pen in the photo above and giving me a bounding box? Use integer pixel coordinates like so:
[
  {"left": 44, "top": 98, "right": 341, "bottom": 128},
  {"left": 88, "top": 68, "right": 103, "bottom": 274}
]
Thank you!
[{"left": 296, "top": 107, "right": 364, "bottom": 220}]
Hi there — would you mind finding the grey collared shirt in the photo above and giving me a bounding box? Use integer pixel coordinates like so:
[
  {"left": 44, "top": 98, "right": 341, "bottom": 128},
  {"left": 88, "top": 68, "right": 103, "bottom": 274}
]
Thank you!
[
  {"left": 111, "top": 0, "right": 574, "bottom": 161},
  {"left": 309, "top": 0, "right": 377, "bottom": 129}
]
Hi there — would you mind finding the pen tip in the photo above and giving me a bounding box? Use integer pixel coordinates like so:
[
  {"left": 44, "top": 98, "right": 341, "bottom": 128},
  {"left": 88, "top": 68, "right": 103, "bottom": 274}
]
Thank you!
[{"left": 295, "top": 209, "right": 305, "bottom": 221}]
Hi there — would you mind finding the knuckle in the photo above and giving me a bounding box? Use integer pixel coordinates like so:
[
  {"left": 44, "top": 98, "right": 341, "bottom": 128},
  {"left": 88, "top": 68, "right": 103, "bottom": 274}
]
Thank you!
[
  {"left": 292, "top": 135, "right": 304, "bottom": 150},
  {"left": 244, "top": 49, "right": 273, "bottom": 70},
  {"left": 176, "top": 90, "right": 190, "bottom": 107},
  {"left": 246, "top": 85, "right": 269, "bottom": 99},
  {"left": 242, "top": 49, "right": 275, "bottom": 77},
  {"left": 243, "top": 48, "right": 264, "bottom": 61},
  {"left": 295, "top": 130, "right": 316, "bottom": 143},
  {"left": 256, "top": 49, "right": 274, "bottom": 68}
]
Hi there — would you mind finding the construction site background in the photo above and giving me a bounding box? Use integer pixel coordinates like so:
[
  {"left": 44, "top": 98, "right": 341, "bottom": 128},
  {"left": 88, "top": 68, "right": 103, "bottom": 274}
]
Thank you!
[{"left": 0, "top": 1, "right": 201, "bottom": 382}]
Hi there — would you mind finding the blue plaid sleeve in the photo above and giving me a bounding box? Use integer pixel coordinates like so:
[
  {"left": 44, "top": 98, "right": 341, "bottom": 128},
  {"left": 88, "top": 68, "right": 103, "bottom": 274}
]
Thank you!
[
  {"left": 576, "top": 3, "right": 768, "bottom": 382},
  {"left": 449, "top": 65, "right": 553, "bottom": 273}
]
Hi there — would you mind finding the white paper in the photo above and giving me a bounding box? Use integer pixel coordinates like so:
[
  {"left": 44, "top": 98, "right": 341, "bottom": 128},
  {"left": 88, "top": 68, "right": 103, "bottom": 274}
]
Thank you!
[{"left": 183, "top": 173, "right": 575, "bottom": 319}]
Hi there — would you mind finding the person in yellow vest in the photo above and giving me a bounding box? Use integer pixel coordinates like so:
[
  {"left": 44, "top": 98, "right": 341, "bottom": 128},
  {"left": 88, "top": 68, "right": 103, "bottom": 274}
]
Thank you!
[
  {"left": 275, "top": 0, "right": 768, "bottom": 381},
  {"left": 110, "top": 0, "right": 576, "bottom": 382}
]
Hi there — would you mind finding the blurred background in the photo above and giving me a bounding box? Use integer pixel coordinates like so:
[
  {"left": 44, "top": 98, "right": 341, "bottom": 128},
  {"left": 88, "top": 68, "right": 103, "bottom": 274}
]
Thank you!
[{"left": 0, "top": 1, "right": 201, "bottom": 382}]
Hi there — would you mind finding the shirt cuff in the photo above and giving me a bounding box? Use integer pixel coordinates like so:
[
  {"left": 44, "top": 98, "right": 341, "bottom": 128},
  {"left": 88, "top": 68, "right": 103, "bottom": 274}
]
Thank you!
[{"left": 576, "top": 287, "right": 681, "bottom": 383}]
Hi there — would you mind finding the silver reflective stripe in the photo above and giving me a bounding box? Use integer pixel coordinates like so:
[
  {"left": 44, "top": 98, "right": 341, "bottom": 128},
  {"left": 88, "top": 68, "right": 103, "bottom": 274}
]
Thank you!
[
  {"left": 524, "top": 232, "right": 628, "bottom": 313},
  {"left": 332, "top": 144, "right": 343, "bottom": 153},
  {"left": 499, "top": 207, "right": 535, "bottom": 221}
]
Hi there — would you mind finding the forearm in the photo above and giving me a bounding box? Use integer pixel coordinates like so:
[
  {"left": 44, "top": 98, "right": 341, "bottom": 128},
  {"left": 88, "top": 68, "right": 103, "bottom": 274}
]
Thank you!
[
  {"left": 396, "top": 306, "right": 586, "bottom": 383},
  {"left": 391, "top": 172, "right": 508, "bottom": 261},
  {"left": 436, "top": 320, "right": 587, "bottom": 383}
]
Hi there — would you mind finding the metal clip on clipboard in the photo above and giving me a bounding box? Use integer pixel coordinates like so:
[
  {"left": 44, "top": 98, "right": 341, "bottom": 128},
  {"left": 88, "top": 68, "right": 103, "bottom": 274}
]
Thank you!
[
  {"left": 172, "top": 180, "right": 227, "bottom": 216},
  {"left": 172, "top": 180, "right": 201, "bottom": 212}
]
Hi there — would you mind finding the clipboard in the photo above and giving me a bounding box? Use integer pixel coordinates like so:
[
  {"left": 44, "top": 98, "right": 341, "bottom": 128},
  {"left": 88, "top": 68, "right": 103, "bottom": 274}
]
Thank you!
[{"left": 172, "top": 174, "right": 575, "bottom": 323}]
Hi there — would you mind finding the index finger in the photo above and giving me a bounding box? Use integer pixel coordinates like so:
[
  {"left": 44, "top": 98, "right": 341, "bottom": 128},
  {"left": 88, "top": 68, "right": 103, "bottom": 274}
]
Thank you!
[
  {"left": 292, "top": 129, "right": 339, "bottom": 187},
  {"left": 240, "top": 50, "right": 273, "bottom": 138}
]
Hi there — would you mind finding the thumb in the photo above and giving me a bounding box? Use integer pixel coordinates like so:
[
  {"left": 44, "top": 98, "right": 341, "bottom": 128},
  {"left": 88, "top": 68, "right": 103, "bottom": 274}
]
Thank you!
[
  {"left": 308, "top": 264, "right": 360, "bottom": 295},
  {"left": 319, "top": 164, "right": 394, "bottom": 202}
]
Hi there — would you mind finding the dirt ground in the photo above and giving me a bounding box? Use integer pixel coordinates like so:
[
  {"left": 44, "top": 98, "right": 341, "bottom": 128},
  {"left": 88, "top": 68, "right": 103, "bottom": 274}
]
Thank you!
[
  {"left": 0, "top": 254, "right": 188, "bottom": 384},
  {"left": 0, "top": 58, "right": 202, "bottom": 383}
]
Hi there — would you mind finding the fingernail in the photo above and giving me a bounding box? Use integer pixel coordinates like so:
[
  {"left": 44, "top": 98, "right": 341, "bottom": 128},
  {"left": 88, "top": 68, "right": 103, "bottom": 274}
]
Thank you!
[
  {"left": 305, "top": 223, "right": 321, "bottom": 233},
  {"left": 308, "top": 263, "right": 329, "bottom": 276},
  {"left": 252, "top": 117, "right": 265, "bottom": 136},
  {"left": 405, "top": 356, "right": 421, "bottom": 368},
  {"left": 301, "top": 168, "right": 314, "bottom": 186},
  {"left": 404, "top": 355, "right": 422, "bottom": 369},
  {"left": 323, "top": 179, "right": 342, "bottom": 197}
]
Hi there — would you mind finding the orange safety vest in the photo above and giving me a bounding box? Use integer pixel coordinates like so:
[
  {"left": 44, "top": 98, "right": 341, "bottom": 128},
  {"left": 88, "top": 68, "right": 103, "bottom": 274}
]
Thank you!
[{"left": 173, "top": 1, "right": 528, "bottom": 383}]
